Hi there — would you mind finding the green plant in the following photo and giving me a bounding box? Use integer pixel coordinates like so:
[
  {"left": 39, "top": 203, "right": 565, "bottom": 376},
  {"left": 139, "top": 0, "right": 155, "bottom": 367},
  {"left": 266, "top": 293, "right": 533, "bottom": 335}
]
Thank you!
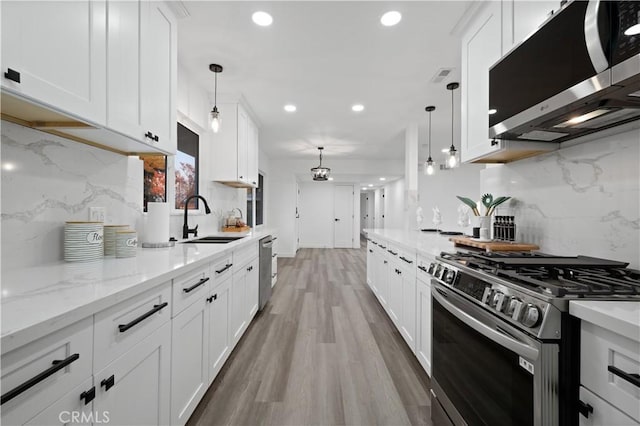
[{"left": 456, "top": 194, "right": 511, "bottom": 216}]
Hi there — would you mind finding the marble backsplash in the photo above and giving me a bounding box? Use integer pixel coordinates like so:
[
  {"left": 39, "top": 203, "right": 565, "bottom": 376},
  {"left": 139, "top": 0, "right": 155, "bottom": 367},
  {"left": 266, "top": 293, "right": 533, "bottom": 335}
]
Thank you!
[
  {"left": 1, "top": 121, "right": 246, "bottom": 270},
  {"left": 481, "top": 128, "right": 640, "bottom": 269}
]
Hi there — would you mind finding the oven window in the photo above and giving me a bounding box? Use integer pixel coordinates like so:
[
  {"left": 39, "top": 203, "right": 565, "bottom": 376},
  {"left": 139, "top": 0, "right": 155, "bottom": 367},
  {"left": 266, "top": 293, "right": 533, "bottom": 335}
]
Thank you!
[{"left": 433, "top": 297, "right": 534, "bottom": 426}]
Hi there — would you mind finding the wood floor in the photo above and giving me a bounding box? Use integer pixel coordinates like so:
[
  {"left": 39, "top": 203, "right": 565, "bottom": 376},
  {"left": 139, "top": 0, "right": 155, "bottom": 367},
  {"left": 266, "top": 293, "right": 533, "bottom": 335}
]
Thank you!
[{"left": 187, "top": 242, "right": 433, "bottom": 426}]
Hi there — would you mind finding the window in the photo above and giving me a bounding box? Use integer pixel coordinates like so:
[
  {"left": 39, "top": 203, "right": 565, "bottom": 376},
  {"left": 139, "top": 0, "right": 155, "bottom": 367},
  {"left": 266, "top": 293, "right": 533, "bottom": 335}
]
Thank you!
[
  {"left": 175, "top": 123, "right": 199, "bottom": 209},
  {"left": 256, "top": 173, "right": 264, "bottom": 225},
  {"left": 142, "top": 155, "right": 167, "bottom": 212},
  {"left": 246, "top": 188, "right": 254, "bottom": 227}
]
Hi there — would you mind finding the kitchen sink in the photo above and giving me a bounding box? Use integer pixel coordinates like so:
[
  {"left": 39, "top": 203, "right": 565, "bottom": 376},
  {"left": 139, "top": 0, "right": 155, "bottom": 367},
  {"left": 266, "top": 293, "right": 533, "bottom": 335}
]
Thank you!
[{"left": 183, "top": 236, "right": 246, "bottom": 244}]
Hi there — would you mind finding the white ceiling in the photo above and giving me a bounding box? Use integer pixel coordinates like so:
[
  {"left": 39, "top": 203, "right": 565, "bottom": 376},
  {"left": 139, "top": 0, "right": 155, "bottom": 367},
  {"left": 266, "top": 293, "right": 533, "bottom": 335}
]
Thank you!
[{"left": 177, "top": 1, "right": 472, "bottom": 168}]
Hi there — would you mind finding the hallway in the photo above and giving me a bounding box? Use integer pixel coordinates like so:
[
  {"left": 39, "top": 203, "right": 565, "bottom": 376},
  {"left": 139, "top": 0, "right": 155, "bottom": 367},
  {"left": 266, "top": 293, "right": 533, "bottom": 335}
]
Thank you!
[{"left": 187, "top": 246, "right": 432, "bottom": 426}]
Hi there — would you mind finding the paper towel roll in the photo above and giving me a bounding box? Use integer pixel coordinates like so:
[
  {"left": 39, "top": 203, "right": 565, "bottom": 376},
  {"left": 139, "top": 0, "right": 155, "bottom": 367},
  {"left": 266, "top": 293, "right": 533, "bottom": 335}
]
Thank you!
[{"left": 145, "top": 202, "right": 170, "bottom": 244}]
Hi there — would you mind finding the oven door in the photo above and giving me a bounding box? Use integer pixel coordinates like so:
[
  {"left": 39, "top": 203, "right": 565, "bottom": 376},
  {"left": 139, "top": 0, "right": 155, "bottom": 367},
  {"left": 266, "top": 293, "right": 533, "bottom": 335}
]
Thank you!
[{"left": 431, "top": 281, "right": 559, "bottom": 426}]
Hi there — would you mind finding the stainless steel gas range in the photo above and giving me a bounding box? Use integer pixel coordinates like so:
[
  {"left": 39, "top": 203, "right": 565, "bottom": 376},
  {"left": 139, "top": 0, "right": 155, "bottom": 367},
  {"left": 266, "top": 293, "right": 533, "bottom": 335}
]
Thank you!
[{"left": 428, "top": 251, "right": 640, "bottom": 426}]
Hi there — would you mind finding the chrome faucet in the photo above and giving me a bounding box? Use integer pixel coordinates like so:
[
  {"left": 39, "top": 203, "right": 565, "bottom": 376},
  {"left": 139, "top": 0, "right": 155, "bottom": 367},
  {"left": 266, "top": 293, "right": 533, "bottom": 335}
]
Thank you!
[{"left": 182, "top": 195, "right": 211, "bottom": 239}]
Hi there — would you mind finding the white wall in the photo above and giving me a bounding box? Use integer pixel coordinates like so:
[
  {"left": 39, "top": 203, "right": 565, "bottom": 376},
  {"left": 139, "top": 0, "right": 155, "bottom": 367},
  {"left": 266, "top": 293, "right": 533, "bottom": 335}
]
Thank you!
[
  {"left": 417, "top": 163, "right": 484, "bottom": 232},
  {"left": 384, "top": 178, "right": 405, "bottom": 229},
  {"left": 481, "top": 128, "right": 640, "bottom": 268}
]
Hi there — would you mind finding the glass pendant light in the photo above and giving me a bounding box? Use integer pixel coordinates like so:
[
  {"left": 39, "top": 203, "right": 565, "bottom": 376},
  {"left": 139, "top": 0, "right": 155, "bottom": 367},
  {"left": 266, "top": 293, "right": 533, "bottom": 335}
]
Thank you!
[
  {"left": 209, "top": 64, "right": 223, "bottom": 133},
  {"left": 424, "top": 105, "right": 436, "bottom": 175},
  {"left": 310, "top": 147, "right": 331, "bottom": 181},
  {"left": 446, "top": 82, "right": 459, "bottom": 168}
]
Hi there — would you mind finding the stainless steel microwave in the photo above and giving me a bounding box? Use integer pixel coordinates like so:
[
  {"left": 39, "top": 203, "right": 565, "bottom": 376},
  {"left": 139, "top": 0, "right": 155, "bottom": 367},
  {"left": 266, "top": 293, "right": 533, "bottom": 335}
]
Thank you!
[{"left": 489, "top": 0, "right": 640, "bottom": 143}]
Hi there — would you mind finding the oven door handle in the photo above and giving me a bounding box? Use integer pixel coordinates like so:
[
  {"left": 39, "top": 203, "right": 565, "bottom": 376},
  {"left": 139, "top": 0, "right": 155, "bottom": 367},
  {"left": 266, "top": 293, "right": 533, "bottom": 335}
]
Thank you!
[{"left": 432, "top": 286, "right": 539, "bottom": 360}]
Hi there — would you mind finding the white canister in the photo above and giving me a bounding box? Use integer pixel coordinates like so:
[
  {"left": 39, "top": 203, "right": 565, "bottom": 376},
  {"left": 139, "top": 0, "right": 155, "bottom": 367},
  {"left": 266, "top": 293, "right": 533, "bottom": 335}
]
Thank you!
[
  {"left": 116, "top": 230, "right": 138, "bottom": 258},
  {"left": 104, "top": 225, "right": 129, "bottom": 256},
  {"left": 64, "top": 222, "right": 104, "bottom": 262}
]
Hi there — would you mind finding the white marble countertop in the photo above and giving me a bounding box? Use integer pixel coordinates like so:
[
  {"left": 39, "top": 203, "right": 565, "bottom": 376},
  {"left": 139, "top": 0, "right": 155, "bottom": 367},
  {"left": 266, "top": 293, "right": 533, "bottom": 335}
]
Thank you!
[
  {"left": 570, "top": 300, "right": 640, "bottom": 343},
  {"left": 363, "top": 228, "right": 457, "bottom": 258},
  {"left": 1, "top": 229, "right": 275, "bottom": 354}
]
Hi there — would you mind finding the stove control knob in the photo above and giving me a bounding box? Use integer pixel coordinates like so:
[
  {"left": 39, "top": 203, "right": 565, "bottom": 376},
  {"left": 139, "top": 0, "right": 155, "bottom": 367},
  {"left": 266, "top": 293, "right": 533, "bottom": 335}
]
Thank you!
[
  {"left": 434, "top": 264, "right": 442, "bottom": 278},
  {"left": 521, "top": 304, "right": 542, "bottom": 328},
  {"left": 505, "top": 297, "right": 520, "bottom": 316},
  {"left": 439, "top": 267, "right": 448, "bottom": 280},
  {"left": 490, "top": 291, "right": 503, "bottom": 308},
  {"left": 428, "top": 263, "right": 436, "bottom": 275},
  {"left": 481, "top": 287, "right": 493, "bottom": 305},
  {"left": 495, "top": 293, "right": 508, "bottom": 312},
  {"left": 444, "top": 269, "right": 456, "bottom": 284}
]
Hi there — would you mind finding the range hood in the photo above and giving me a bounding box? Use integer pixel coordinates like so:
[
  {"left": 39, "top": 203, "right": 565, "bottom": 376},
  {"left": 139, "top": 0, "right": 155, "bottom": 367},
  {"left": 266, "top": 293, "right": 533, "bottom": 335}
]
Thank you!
[{"left": 489, "top": 0, "right": 640, "bottom": 144}]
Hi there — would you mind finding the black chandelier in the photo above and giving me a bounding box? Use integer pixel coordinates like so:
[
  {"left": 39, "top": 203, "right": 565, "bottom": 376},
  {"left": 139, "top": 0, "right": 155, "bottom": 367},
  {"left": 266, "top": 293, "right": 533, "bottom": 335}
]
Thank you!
[{"left": 310, "top": 147, "right": 331, "bottom": 181}]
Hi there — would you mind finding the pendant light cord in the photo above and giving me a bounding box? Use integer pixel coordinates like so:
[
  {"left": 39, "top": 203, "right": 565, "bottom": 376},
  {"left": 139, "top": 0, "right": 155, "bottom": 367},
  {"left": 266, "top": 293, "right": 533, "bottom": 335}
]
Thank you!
[
  {"left": 428, "top": 110, "right": 432, "bottom": 158},
  {"left": 450, "top": 88, "right": 454, "bottom": 150},
  {"left": 214, "top": 72, "right": 218, "bottom": 107}
]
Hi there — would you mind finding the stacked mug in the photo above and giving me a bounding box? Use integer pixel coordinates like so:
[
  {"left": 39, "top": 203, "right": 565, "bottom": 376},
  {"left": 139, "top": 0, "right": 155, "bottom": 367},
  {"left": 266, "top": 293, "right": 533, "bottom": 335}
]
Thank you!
[{"left": 64, "top": 222, "right": 104, "bottom": 262}]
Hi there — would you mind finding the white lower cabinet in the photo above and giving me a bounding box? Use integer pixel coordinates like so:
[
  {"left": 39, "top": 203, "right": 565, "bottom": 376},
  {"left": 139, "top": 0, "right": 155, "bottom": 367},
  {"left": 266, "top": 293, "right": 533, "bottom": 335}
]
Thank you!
[
  {"left": 579, "top": 386, "right": 639, "bottom": 426},
  {"left": 375, "top": 246, "right": 389, "bottom": 307},
  {"left": 24, "top": 377, "right": 96, "bottom": 426},
  {"left": 170, "top": 297, "right": 210, "bottom": 426},
  {"left": 246, "top": 258, "right": 260, "bottom": 319},
  {"left": 387, "top": 262, "right": 403, "bottom": 326},
  {"left": 416, "top": 276, "right": 432, "bottom": 376},
  {"left": 398, "top": 259, "right": 417, "bottom": 354},
  {"left": 208, "top": 277, "right": 232, "bottom": 383},
  {"left": 230, "top": 255, "right": 259, "bottom": 347},
  {"left": 94, "top": 321, "right": 171, "bottom": 426}
]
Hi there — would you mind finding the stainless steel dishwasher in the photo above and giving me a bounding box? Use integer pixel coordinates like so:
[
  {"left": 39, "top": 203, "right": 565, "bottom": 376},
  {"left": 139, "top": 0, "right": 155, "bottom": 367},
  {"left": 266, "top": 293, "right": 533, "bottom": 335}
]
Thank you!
[{"left": 259, "top": 235, "right": 273, "bottom": 311}]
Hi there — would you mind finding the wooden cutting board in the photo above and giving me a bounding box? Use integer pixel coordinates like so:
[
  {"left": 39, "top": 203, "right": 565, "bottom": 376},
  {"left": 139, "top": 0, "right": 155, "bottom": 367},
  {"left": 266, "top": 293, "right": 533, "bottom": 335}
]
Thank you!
[
  {"left": 222, "top": 226, "right": 250, "bottom": 232},
  {"left": 449, "top": 236, "right": 539, "bottom": 252}
]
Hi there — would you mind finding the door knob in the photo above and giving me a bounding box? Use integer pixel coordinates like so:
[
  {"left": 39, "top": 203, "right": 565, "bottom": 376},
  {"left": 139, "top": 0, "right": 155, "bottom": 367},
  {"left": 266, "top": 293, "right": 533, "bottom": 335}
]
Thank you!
[{"left": 334, "top": 218, "right": 340, "bottom": 222}]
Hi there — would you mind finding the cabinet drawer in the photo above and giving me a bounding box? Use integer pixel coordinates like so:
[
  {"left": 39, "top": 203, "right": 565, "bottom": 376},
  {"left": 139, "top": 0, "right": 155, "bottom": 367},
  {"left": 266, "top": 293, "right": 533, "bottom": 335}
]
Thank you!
[
  {"left": 1, "top": 318, "right": 93, "bottom": 426},
  {"left": 172, "top": 264, "right": 211, "bottom": 316},
  {"left": 396, "top": 245, "right": 416, "bottom": 268},
  {"left": 24, "top": 377, "right": 96, "bottom": 426},
  {"left": 579, "top": 386, "right": 640, "bottom": 426},
  {"left": 581, "top": 322, "right": 640, "bottom": 422},
  {"left": 94, "top": 282, "right": 171, "bottom": 372},
  {"left": 417, "top": 254, "right": 433, "bottom": 279},
  {"left": 385, "top": 242, "right": 400, "bottom": 260},
  {"left": 211, "top": 253, "right": 234, "bottom": 285},
  {"left": 233, "top": 242, "right": 258, "bottom": 270}
]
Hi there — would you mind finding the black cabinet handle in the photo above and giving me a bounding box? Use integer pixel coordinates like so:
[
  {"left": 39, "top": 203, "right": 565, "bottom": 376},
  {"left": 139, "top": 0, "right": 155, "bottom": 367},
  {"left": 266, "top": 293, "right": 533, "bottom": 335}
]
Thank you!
[
  {"left": 101, "top": 375, "right": 115, "bottom": 392},
  {"left": 384, "top": 260, "right": 388, "bottom": 264},
  {"left": 80, "top": 386, "right": 95, "bottom": 405},
  {"left": 387, "top": 250, "right": 398, "bottom": 256},
  {"left": 4, "top": 68, "right": 20, "bottom": 83},
  {"left": 608, "top": 365, "right": 640, "bottom": 388},
  {"left": 379, "top": 245, "right": 387, "bottom": 249},
  {"left": 400, "top": 256, "right": 413, "bottom": 264},
  {"left": 239, "top": 175, "right": 244, "bottom": 179},
  {"left": 118, "top": 302, "right": 168, "bottom": 333},
  {"left": 272, "top": 253, "right": 277, "bottom": 258},
  {"left": 371, "top": 241, "right": 378, "bottom": 246},
  {"left": 577, "top": 400, "right": 593, "bottom": 418},
  {"left": 491, "top": 139, "right": 499, "bottom": 146},
  {"left": 369, "top": 249, "right": 373, "bottom": 253},
  {"left": 418, "top": 265, "right": 428, "bottom": 272},
  {"left": 1, "top": 353, "right": 80, "bottom": 405},
  {"left": 207, "top": 294, "right": 217, "bottom": 303},
  {"left": 153, "top": 134, "right": 159, "bottom": 142},
  {"left": 145, "top": 131, "right": 153, "bottom": 139},
  {"left": 272, "top": 273, "right": 277, "bottom": 278},
  {"left": 183, "top": 277, "right": 209, "bottom": 293},
  {"left": 216, "top": 263, "right": 232, "bottom": 274},
  {"left": 253, "top": 181, "right": 257, "bottom": 185},
  {"left": 247, "top": 265, "right": 253, "bottom": 272}
]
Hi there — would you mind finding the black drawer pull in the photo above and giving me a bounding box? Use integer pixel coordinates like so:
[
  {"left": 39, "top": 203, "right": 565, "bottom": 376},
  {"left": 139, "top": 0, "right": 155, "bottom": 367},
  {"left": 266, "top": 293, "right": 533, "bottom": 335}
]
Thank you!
[
  {"left": 577, "top": 400, "right": 593, "bottom": 418},
  {"left": 384, "top": 260, "right": 388, "bottom": 264},
  {"left": 80, "top": 386, "right": 95, "bottom": 405},
  {"left": 101, "top": 375, "right": 115, "bottom": 391},
  {"left": 183, "top": 277, "right": 209, "bottom": 293},
  {"left": 272, "top": 273, "right": 277, "bottom": 278},
  {"left": 207, "top": 294, "right": 217, "bottom": 303},
  {"left": 247, "top": 265, "right": 253, "bottom": 272},
  {"left": 272, "top": 253, "right": 277, "bottom": 258},
  {"left": 1, "top": 353, "right": 80, "bottom": 405},
  {"left": 387, "top": 250, "right": 398, "bottom": 256},
  {"left": 369, "top": 249, "right": 373, "bottom": 253},
  {"left": 379, "top": 245, "right": 386, "bottom": 249},
  {"left": 399, "top": 256, "right": 413, "bottom": 264},
  {"left": 118, "top": 302, "right": 168, "bottom": 333},
  {"left": 144, "top": 131, "right": 153, "bottom": 139},
  {"left": 4, "top": 68, "right": 20, "bottom": 83},
  {"left": 215, "top": 263, "right": 232, "bottom": 274},
  {"left": 608, "top": 365, "right": 640, "bottom": 388},
  {"left": 418, "top": 265, "right": 428, "bottom": 272},
  {"left": 371, "top": 241, "right": 378, "bottom": 246},
  {"left": 491, "top": 138, "right": 499, "bottom": 146},
  {"left": 153, "top": 134, "right": 159, "bottom": 142}
]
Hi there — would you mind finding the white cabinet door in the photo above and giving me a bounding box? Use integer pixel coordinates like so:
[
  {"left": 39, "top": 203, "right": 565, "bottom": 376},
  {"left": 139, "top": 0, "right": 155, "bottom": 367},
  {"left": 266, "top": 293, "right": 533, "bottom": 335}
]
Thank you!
[
  {"left": 387, "top": 264, "right": 403, "bottom": 326},
  {"left": 376, "top": 248, "right": 389, "bottom": 308},
  {"left": 416, "top": 277, "right": 432, "bottom": 376},
  {"left": 24, "top": 377, "right": 96, "bottom": 426},
  {"left": 237, "top": 105, "right": 249, "bottom": 184},
  {"left": 170, "top": 298, "right": 209, "bottom": 426},
  {"left": 230, "top": 267, "right": 248, "bottom": 346},
  {"left": 208, "top": 277, "right": 231, "bottom": 383},
  {"left": 460, "top": 1, "right": 503, "bottom": 163},
  {"left": 579, "top": 386, "right": 640, "bottom": 426},
  {"left": 94, "top": 321, "right": 171, "bottom": 426},
  {"left": 366, "top": 243, "right": 376, "bottom": 290},
  {"left": 248, "top": 120, "right": 259, "bottom": 187},
  {"left": 504, "top": 1, "right": 558, "bottom": 51},
  {"left": 1, "top": 0, "right": 106, "bottom": 124},
  {"left": 246, "top": 258, "right": 260, "bottom": 319},
  {"left": 140, "top": 1, "right": 176, "bottom": 154},
  {"left": 400, "top": 265, "right": 417, "bottom": 353}
]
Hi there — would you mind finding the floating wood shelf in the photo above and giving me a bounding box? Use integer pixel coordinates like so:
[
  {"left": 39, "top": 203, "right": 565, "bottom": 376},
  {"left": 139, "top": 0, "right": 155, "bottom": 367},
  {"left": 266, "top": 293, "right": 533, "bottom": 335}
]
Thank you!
[{"left": 449, "top": 236, "right": 539, "bottom": 252}]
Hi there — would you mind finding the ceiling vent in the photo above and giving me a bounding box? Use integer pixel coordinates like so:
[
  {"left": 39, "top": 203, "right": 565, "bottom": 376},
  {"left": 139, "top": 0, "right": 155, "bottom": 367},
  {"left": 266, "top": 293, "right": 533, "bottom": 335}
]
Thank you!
[{"left": 431, "top": 68, "right": 453, "bottom": 84}]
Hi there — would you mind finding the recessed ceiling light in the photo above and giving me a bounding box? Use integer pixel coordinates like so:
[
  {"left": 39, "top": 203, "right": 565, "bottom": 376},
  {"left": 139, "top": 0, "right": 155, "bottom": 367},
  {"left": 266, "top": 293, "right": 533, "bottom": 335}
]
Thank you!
[
  {"left": 624, "top": 24, "right": 640, "bottom": 36},
  {"left": 328, "top": 177, "right": 334, "bottom": 181},
  {"left": 352, "top": 104, "right": 365, "bottom": 112},
  {"left": 284, "top": 104, "right": 297, "bottom": 112},
  {"left": 380, "top": 11, "right": 402, "bottom": 26},
  {"left": 368, "top": 184, "right": 373, "bottom": 187},
  {"left": 379, "top": 177, "right": 386, "bottom": 181},
  {"left": 488, "top": 109, "right": 497, "bottom": 115},
  {"left": 252, "top": 11, "right": 273, "bottom": 26},
  {"left": 361, "top": 188, "right": 367, "bottom": 191}
]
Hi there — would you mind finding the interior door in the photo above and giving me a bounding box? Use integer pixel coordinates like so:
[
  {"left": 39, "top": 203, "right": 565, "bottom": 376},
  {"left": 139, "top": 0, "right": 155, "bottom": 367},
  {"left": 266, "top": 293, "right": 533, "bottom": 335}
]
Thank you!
[
  {"left": 295, "top": 183, "right": 300, "bottom": 252},
  {"left": 379, "top": 189, "right": 385, "bottom": 228},
  {"left": 334, "top": 185, "right": 353, "bottom": 248}
]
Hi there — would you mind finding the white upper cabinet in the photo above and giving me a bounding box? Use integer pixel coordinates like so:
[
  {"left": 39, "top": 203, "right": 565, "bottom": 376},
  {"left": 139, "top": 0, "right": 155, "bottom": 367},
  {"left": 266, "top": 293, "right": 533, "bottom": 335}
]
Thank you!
[
  {"left": 1, "top": 0, "right": 107, "bottom": 124},
  {"left": 460, "top": 1, "right": 503, "bottom": 164},
  {"left": 211, "top": 102, "right": 259, "bottom": 188},
  {"left": 503, "top": 1, "right": 558, "bottom": 51}
]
